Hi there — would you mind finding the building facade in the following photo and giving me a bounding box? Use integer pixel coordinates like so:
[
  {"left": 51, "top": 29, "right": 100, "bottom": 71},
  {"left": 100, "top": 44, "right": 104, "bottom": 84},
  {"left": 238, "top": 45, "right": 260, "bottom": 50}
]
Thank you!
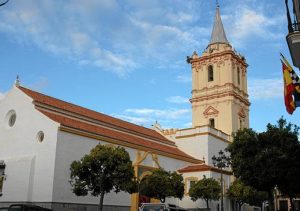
[{"left": 0, "top": 5, "right": 252, "bottom": 211}]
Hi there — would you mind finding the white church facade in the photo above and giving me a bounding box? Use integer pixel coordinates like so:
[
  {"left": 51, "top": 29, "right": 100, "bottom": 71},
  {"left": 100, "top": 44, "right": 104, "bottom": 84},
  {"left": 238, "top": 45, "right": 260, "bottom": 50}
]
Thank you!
[{"left": 0, "top": 6, "right": 253, "bottom": 211}]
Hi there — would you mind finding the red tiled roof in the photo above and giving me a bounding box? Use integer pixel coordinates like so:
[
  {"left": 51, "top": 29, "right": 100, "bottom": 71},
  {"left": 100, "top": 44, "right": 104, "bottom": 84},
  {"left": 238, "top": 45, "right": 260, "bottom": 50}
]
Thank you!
[
  {"left": 18, "top": 86, "right": 201, "bottom": 163},
  {"left": 178, "top": 164, "right": 232, "bottom": 175},
  {"left": 38, "top": 109, "right": 198, "bottom": 161},
  {"left": 18, "top": 86, "right": 175, "bottom": 145}
]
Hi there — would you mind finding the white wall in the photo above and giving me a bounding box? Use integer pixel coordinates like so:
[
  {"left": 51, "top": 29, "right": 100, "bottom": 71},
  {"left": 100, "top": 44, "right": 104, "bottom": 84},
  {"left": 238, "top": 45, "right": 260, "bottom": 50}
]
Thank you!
[
  {"left": 52, "top": 131, "right": 131, "bottom": 206},
  {"left": 53, "top": 130, "right": 193, "bottom": 207},
  {"left": 207, "top": 136, "right": 229, "bottom": 165},
  {"left": 172, "top": 127, "right": 229, "bottom": 165},
  {"left": 0, "top": 86, "right": 59, "bottom": 202}
]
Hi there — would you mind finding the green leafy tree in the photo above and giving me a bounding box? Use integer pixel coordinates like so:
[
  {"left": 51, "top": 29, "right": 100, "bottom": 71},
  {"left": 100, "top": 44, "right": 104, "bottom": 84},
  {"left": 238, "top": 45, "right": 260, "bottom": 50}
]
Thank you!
[
  {"left": 227, "top": 179, "right": 253, "bottom": 211},
  {"left": 247, "top": 190, "right": 268, "bottom": 209},
  {"left": 69, "top": 144, "right": 137, "bottom": 211},
  {"left": 227, "top": 179, "right": 268, "bottom": 211},
  {"left": 189, "top": 176, "right": 221, "bottom": 210},
  {"left": 261, "top": 118, "right": 300, "bottom": 211},
  {"left": 227, "top": 118, "right": 300, "bottom": 211},
  {"left": 139, "top": 168, "right": 184, "bottom": 203}
]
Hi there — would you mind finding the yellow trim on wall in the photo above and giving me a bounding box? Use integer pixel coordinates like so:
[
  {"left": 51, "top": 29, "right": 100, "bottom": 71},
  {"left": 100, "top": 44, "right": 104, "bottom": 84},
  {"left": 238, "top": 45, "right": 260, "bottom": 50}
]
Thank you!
[{"left": 131, "top": 151, "right": 161, "bottom": 211}]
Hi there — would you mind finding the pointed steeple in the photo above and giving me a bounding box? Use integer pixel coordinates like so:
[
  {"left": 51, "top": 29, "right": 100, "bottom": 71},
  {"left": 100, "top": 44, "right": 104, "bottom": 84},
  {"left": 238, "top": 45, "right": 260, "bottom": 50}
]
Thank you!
[{"left": 209, "top": 5, "right": 229, "bottom": 45}]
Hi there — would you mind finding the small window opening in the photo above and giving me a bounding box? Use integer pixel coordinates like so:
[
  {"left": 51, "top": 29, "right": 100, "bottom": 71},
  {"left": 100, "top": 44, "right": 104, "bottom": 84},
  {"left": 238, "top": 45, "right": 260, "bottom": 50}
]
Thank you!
[
  {"left": 37, "top": 131, "right": 45, "bottom": 143},
  {"left": 6, "top": 110, "right": 16, "bottom": 128},
  {"left": 208, "top": 65, "right": 214, "bottom": 82},
  {"left": 209, "top": 118, "right": 215, "bottom": 128}
]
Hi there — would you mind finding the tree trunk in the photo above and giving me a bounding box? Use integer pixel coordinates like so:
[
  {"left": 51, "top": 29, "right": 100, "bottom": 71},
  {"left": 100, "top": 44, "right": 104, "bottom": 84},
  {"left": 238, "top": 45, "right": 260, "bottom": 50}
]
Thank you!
[
  {"left": 289, "top": 196, "right": 295, "bottom": 211},
  {"left": 98, "top": 192, "right": 105, "bottom": 211},
  {"left": 205, "top": 199, "right": 209, "bottom": 211}
]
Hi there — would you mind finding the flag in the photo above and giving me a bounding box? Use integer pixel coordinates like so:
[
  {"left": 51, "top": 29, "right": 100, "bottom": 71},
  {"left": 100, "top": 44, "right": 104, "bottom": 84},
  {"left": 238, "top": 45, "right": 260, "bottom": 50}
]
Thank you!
[
  {"left": 282, "top": 60, "right": 295, "bottom": 114},
  {"left": 281, "top": 54, "right": 300, "bottom": 114}
]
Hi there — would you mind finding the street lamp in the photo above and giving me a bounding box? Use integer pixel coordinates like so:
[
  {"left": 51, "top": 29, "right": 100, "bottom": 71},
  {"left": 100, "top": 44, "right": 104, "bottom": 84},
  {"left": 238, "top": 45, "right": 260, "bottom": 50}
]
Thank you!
[
  {"left": 212, "top": 150, "right": 230, "bottom": 211},
  {"left": 285, "top": 0, "right": 300, "bottom": 69}
]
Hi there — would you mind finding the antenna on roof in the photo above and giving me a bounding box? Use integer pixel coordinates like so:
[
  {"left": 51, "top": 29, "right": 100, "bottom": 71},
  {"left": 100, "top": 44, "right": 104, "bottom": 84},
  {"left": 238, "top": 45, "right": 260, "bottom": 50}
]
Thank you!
[
  {"left": 216, "top": 0, "right": 219, "bottom": 8},
  {"left": 15, "top": 75, "right": 20, "bottom": 87}
]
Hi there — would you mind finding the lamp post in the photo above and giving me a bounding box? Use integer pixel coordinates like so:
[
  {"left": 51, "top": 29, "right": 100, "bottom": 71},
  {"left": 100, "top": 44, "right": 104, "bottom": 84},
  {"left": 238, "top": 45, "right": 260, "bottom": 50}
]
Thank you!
[{"left": 212, "top": 150, "right": 230, "bottom": 211}]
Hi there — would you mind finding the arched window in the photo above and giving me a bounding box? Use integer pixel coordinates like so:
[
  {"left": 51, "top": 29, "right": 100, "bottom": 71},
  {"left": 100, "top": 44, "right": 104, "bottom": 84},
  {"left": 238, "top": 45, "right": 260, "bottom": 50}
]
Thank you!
[
  {"left": 208, "top": 65, "right": 214, "bottom": 82},
  {"left": 209, "top": 118, "right": 215, "bottom": 128},
  {"left": 237, "top": 67, "right": 240, "bottom": 85}
]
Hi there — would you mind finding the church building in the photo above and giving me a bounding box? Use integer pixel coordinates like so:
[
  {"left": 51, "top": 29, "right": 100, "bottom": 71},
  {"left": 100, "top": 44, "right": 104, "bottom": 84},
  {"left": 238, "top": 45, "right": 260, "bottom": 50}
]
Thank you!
[{"left": 0, "top": 5, "right": 251, "bottom": 211}]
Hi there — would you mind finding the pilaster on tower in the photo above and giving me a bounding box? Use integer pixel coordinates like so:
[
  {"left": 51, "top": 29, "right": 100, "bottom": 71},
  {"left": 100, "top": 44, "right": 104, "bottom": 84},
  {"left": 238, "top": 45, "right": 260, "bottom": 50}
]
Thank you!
[{"left": 187, "top": 5, "right": 250, "bottom": 136}]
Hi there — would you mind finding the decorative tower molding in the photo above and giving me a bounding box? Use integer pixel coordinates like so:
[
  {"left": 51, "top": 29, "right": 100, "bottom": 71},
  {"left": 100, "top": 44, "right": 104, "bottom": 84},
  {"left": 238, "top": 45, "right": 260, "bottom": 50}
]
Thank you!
[{"left": 187, "top": 5, "right": 250, "bottom": 136}]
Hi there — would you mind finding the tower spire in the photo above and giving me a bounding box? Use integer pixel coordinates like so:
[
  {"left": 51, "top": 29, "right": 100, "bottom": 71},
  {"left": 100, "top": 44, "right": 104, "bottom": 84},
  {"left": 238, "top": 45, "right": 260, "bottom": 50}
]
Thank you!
[{"left": 209, "top": 4, "right": 229, "bottom": 45}]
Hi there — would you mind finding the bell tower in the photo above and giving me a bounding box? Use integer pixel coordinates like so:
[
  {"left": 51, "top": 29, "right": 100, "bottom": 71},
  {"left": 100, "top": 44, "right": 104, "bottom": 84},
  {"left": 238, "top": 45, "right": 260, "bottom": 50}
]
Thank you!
[{"left": 187, "top": 5, "right": 250, "bottom": 136}]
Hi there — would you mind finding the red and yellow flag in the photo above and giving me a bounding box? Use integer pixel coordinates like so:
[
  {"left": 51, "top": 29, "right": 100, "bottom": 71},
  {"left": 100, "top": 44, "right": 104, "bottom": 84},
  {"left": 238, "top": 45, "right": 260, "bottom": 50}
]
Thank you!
[{"left": 281, "top": 60, "right": 296, "bottom": 114}]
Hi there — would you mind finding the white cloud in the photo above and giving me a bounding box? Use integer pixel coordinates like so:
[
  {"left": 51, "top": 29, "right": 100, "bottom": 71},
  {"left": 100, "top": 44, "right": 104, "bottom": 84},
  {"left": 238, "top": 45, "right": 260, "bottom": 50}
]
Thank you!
[
  {"left": 3, "top": 1, "right": 285, "bottom": 78},
  {"left": 176, "top": 75, "right": 192, "bottom": 83},
  {"left": 224, "top": 6, "right": 285, "bottom": 47},
  {"left": 231, "top": 9, "right": 276, "bottom": 39},
  {"left": 125, "top": 108, "right": 190, "bottom": 119},
  {"left": 248, "top": 78, "right": 283, "bottom": 100},
  {"left": 0, "top": 1, "right": 213, "bottom": 76},
  {"left": 0, "top": 1, "right": 137, "bottom": 77},
  {"left": 113, "top": 114, "right": 150, "bottom": 126},
  {"left": 166, "top": 96, "right": 189, "bottom": 104},
  {"left": 114, "top": 107, "right": 191, "bottom": 128},
  {"left": 129, "top": 17, "right": 200, "bottom": 52}
]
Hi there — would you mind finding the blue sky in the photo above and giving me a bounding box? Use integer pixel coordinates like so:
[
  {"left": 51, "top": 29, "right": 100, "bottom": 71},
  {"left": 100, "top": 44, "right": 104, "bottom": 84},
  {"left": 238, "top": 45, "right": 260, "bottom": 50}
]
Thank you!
[{"left": 0, "top": 0, "right": 299, "bottom": 132}]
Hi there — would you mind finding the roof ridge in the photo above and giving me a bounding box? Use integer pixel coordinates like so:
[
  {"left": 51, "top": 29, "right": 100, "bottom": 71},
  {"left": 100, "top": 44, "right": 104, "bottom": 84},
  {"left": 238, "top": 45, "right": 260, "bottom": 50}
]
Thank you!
[{"left": 17, "top": 86, "right": 175, "bottom": 145}]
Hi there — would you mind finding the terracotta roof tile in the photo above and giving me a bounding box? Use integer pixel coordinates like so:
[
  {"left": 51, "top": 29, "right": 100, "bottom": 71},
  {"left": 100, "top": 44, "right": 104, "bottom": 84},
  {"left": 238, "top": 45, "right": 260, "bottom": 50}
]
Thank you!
[
  {"left": 17, "top": 86, "right": 200, "bottom": 163},
  {"left": 178, "top": 164, "right": 232, "bottom": 175},
  {"left": 18, "top": 86, "right": 175, "bottom": 145},
  {"left": 39, "top": 109, "right": 199, "bottom": 162}
]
